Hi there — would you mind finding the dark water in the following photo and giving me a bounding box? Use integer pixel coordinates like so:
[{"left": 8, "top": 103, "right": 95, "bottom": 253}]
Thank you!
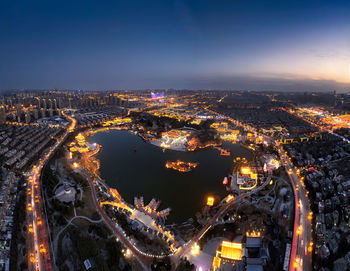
[{"left": 89, "top": 130, "right": 252, "bottom": 223}]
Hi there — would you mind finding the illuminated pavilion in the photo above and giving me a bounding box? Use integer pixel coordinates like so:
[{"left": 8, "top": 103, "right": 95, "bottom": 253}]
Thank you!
[{"left": 212, "top": 241, "right": 243, "bottom": 270}]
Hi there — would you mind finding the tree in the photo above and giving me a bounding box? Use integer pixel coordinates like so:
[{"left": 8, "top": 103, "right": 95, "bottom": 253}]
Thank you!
[{"left": 106, "top": 238, "right": 122, "bottom": 264}]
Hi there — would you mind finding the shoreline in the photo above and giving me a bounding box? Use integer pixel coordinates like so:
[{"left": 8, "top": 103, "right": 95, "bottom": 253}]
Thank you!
[{"left": 82, "top": 126, "right": 252, "bottom": 223}]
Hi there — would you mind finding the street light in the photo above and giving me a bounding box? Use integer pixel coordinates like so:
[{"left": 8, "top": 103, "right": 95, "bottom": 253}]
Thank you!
[{"left": 191, "top": 243, "right": 200, "bottom": 256}]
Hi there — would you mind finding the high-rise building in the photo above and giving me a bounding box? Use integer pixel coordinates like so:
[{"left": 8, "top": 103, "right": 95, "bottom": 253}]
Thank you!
[
  {"left": 16, "top": 104, "right": 21, "bottom": 117},
  {"left": 36, "top": 98, "right": 41, "bottom": 108},
  {"left": 33, "top": 109, "right": 39, "bottom": 119},
  {"left": 0, "top": 106, "right": 6, "bottom": 124},
  {"left": 25, "top": 112, "right": 31, "bottom": 124},
  {"left": 58, "top": 98, "right": 63, "bottom": 108},
  {"left": 41, "top": 108, "right": 46, "bottom": 118}
]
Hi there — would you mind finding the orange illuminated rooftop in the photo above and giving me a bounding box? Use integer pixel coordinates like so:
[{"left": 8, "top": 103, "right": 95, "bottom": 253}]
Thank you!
[
  {"left": 219, "top": 241, "right": 243, "bottom": 261},
  {"left": 241, "top": 167, "right": 251, "bottom": 175},
  {"left": 207, "top": 196, "right": 214, "bottom": 206},
  {"left": 212, "top": 256, "right": 221, "bottom": 269}
]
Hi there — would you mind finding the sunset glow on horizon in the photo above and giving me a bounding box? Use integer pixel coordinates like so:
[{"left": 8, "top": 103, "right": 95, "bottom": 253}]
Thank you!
[{"left": 1, "top": 0, "right": 350, "bottom": 91}]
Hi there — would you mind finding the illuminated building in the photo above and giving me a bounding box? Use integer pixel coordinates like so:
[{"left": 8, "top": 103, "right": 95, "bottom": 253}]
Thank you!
[
  {"left": 191, "top": 243, "right": 200, "bottom": 256},
  {"left": 165, "top": 160, "right": 198, "bottom": 172},
  {"left": 212, "top": 241, "right": 243, "bottom": 270},
  {"left": 210, "top": 122, "right": 228, "bottom": 132},
  {"left": 69, "top": 133, "right": 96, "bottom": 154},
  {"left": 245, "top": 232, "right": 266, "bottom": 271},
  {"left": 207, "top": 196, "right": 214, "bottom": 206},
  {"left": 109, "top": 188, "right": 122, "bottom": 202},
  {"left": 280, "top": 133, "right": 323, "bottom": 144},
  {"left": 262, "top": 155, "right": 280, "bottom": 172},
  {"left": 151, "top": 128, "right": 195, "bottom": 151},
  {"left": 220, "top": 131, "right": 239, "bottom": 141},
  {"left": 76, "top": 133, "right": 86, "bottom": 146},
  {"left": 210, "top": 122, "right": 239, "bottom": 141},
  {"left": 102, "top": 117, "right": 132, "bottom": 126},
  {"left": 233, "top": 166, "right": 258, "bottom": 191},
  {"left": 220, "top": 241, "right": 243, "bottom": 260},
  {"left": 190, "top": 119, "right": 203, "bottom": 125}
]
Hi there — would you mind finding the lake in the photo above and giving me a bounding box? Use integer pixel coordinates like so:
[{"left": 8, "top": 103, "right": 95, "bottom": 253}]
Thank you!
[{"left": 89, "top": 130, "right": 252, "bottom": 223}]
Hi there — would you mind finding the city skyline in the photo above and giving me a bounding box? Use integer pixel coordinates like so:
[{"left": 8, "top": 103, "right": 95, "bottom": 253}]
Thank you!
[{"left": 1, "top": 0, "right": 350, "bottom": 91}]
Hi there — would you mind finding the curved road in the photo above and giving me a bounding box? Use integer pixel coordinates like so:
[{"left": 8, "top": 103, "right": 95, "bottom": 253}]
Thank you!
[
  {"left": 26, "top": 111, "right": 76, "bottom": 271},
  {"left": 172, "top": 175, "right": 272, "bottom": 263}
]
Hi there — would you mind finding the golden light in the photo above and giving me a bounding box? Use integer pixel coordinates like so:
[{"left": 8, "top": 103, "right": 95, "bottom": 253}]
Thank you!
[
  {"left": 191, "top": 242, "right": 200, "bottom": 256},
  {"left": 73, "top": 162, "right": 79, "bottom": 168},
  {"left": 30, "top": 254, "right": 36, "bottom": 263},
  {"left": 241, "top": 167, "right": 251, "bottom": 175},
  {"left": 218, "top": 241, "right": 243, "bottom": 261},
  {"left": 39, "top": 245, "right": 46, "bottom": 253},
  {"left": 212, "top": 256, "right": 221, "bottom": 270},
  {"left": 293, "top": 260, "right": 299, "bottom": 268},
  {"left": 308, "top": 244, "right": 313, "bottom": 253},
  {"left": 226, "top": 195, "right": 234, "bottom": 202},
  {"left": 246, "top": 231, "right": 261, "bottom": 237},
  {"left": 125, "top": 248, "right": 131, "bottom": 257},
  {"left": 296, "top": 225, "right": 302, "bottom": 235},
  {"left": 307, "top": 212, "right": 313, "bottom": 220},
  {"left": 207, "top": 196, "right": 215, "bottom": 206}
]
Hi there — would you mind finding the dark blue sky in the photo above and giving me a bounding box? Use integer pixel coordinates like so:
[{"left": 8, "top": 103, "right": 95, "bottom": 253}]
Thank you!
[{"left": 1, "top": 0, "right": 350, "bottom": 91}]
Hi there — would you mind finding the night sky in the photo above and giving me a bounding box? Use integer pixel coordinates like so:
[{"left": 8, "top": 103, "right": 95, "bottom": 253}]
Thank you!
[{"left": 1, "top": 0, "right": 350, "bottom": 91}]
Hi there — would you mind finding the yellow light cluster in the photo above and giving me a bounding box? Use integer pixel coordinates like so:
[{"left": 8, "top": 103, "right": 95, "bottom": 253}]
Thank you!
[
  {"left": 191, "top": 242, "right": 200, "bottom": 256},
  {"left": 241, "top": 167, "right": 251, "bottom": 175},
  {"left": 241, "top": 167, "right": 257, "bottom": 179},
  {"left": 246, "top": 231, "right": 261, "bottom": 237},
  {"left": 226, "top": 195, "right": 234, "bottom": 202},
  {"left": 207, "top": 197, "right": 214, "bottom": 206},
  {"left": 102, "top": 117, "right": 132, "bottom": 127},
  {"left": 218, "top": 241, "right": 243, "bottom": 260}
]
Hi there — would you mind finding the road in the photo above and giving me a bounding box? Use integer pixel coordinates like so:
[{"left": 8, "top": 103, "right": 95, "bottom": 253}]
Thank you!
[
  {"left": 207, "top": 107, "right": 312, "bottom": 271},
  {"left": 78, "top": 107, "right": 310, "bottom": 271},
  {"left": 26, "top": 165, "right": 53, "bottom": 271},
  {"left": 287, "top": 106, "right": 350, "bottom": 144},
  {"left": 77, "top": 169, "right": 153, "bottom": 270},
  {"left": 77, "top": 160, "right": 271, "bottom": 270},
  {"left": 277, "top": 144, "right": 312, "bottom": 271},
  {"left": 173, "top": 175, "right": 272, "bottom": 263},
  {"left": 37, "top": 107, "right": 312, "bottom": 271},
  {"left": 26, "top": 110, "right": 76, "bottom": 271}
]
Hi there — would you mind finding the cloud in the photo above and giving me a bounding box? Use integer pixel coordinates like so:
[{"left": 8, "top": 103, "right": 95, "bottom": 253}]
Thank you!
[{"left": 181, "top": 74, "right": 350, "bottom": 92}]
